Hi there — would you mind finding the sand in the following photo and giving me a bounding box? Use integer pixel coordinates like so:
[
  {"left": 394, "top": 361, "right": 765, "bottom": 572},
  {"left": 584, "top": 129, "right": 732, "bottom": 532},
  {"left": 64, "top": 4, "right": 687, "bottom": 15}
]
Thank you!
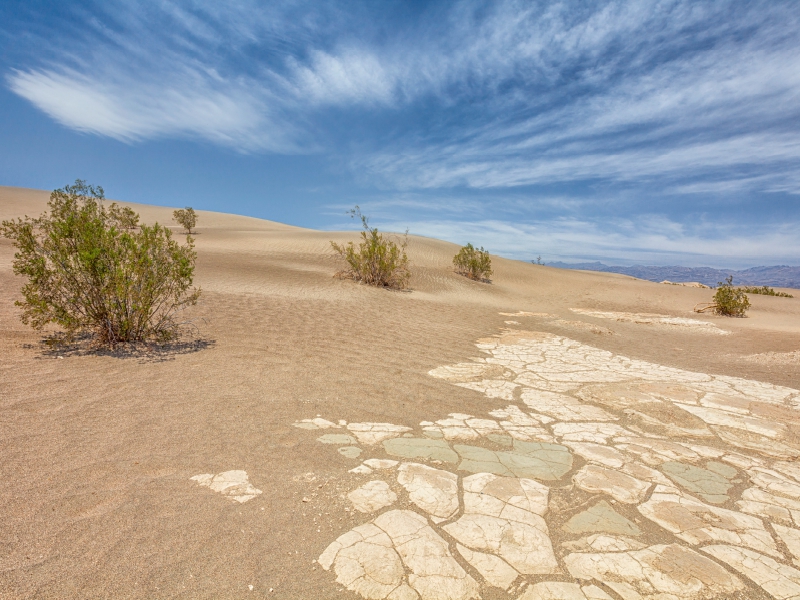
[{"left": 2, "top": 185, "right": 800, "bottom": 599}]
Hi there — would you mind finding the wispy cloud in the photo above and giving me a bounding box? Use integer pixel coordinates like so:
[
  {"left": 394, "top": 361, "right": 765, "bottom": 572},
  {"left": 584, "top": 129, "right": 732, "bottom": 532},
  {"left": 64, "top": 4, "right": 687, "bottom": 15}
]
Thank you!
[
  {"left": 325, "top": 185, "right": 800, "bottom": 267},
  {"left": 289, "top": 48, "right": 397, "bottom": 106},
  {"left": 8, "top": 67, "right": 299, "bottom": 151},
  {"left": 355, "top": 5, "right": 800, "bottom": 193},
  {"left": 4, "top": 0, "right": 800, "bottom": 266},
  {"left": 390, "top": 216, "right": 800, "bottom": 268},
  {"left": 7, "top": 1, "right": 800, "bottom": 177}
]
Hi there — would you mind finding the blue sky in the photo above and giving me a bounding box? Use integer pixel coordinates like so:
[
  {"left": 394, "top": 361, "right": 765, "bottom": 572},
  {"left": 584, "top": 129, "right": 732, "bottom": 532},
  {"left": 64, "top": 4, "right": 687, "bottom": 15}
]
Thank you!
[{"left": 1, "top": 0, "right": 799, "bottom": 268}]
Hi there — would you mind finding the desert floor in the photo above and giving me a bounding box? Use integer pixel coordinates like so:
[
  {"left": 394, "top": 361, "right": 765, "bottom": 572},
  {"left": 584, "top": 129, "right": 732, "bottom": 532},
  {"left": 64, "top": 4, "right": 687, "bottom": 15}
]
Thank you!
[{"left": 2, "top": 185, "right": 800, "bottom": 600}]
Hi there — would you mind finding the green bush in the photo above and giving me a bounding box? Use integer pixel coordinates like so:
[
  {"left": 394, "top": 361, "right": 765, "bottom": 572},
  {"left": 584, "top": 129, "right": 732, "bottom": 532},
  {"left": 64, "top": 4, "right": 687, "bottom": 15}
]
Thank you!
[
  {"left": 713, "top": 276, "right": 751, "bottom": 317},
  {"left": 739, "top": 285, "right": 793, "bottom": 298},
  {"left": 0, "top": 180, "right": 201, "bottom": 347},
  {"left": 109, "top": 204, "right": 139, "bottom": 230},
  {"left": 173, "top": 207, "right": 197, "bottom": 234},
  {"left": 453, "top": 243, "right": 493, "bottom": 281},
  {"left": 330, "top": 206, "right": 410, "bottom": 289}
]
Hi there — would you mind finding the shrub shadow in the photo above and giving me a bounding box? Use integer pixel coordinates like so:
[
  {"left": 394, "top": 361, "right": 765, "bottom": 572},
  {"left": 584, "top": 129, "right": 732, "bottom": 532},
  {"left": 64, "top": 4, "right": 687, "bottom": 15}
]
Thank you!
[{"left": 31, "top": 333, "right": 216, "bottom": 363}]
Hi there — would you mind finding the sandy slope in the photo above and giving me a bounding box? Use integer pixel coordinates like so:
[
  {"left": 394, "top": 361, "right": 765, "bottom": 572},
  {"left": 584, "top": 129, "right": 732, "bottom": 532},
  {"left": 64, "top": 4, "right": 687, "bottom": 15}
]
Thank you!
[{"left": 1, "top": 185, "right": 799, "bottom": 599}]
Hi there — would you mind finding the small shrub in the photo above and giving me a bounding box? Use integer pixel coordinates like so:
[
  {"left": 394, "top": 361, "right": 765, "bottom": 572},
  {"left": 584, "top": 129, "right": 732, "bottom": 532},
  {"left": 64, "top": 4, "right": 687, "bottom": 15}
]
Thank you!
[
  {"left": 0, "top": 180, "right": 201, "bottom": 347},
  {"left": 713, "top": 276, "right": 751, "bottom": 317},
  {"left": 739, "top": 285, "right": 793, "bottom": 298},
  {"left": 108, "top": 204, "right": 138, "bottom": 230},
  {"left": 173, "top": 207, "right": 197, "bottom": 234},
  {"left": 453, "top": 243, "right": 493, "bottom": 281},
  {"left": 330, "top": 206, "right": 410, "bottom": 289}
]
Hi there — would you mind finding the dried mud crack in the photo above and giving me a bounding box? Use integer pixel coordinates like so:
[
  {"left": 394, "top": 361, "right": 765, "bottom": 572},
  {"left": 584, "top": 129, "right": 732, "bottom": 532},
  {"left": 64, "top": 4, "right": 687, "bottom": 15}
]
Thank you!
[{"left": 289, "top": 329, "right": 800, "bottom": 599}]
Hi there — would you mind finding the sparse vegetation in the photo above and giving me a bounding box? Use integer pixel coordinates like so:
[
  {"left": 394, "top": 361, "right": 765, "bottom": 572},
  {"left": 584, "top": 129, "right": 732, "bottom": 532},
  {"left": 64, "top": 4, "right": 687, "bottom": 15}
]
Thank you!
[
  {"left": 109, "top": 204, "right": 138, "bottom": 230},
  {"left": 695, "top": 276, "right": 751, "bottom": 317},
  {"left": 330, "top": 206, "right": 411, "bottom": 289},
  {"left": 713, "top": 277, "right": 751, "bottom": 316},
  {"left": 739, "top": 285, "right": 793, "bottom": 298},
  {"left": 0, "top": 180, "right": 201, "bottom": 347},
  {"left": 173, "top": 207, "right": 197, "bottom": 234},
  {"left": 453, "top": 243, "right": 493, "bottom": 282}
]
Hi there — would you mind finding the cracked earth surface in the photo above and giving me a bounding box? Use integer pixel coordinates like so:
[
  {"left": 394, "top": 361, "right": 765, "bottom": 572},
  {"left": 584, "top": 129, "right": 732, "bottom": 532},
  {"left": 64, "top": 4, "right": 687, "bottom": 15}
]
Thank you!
[
  {"left": 568, "top": 309, "right": 730, "bottom": 335},
  {"left": 292, "top": 328, "right": 800, "bottom": 599}
]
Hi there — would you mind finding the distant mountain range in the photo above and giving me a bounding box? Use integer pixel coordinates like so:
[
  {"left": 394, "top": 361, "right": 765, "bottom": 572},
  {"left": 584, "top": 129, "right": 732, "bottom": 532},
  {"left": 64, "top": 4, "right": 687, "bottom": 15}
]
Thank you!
[{"left": 546, "top": 261, "right": 800, "bottom": 289}]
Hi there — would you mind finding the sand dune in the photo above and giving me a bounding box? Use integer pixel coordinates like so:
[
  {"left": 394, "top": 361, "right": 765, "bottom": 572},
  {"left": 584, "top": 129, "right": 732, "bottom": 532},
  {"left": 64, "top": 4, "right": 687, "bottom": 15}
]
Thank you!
[{"left": 2, "top": 185, "right": 800, "bottom": 599}]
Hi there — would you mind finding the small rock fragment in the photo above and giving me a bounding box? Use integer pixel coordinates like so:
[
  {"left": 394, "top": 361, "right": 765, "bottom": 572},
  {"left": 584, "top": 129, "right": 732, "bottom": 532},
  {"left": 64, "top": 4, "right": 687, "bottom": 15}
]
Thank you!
[{"left": 190, "top": 470, "right": 263, "bottom": 503}]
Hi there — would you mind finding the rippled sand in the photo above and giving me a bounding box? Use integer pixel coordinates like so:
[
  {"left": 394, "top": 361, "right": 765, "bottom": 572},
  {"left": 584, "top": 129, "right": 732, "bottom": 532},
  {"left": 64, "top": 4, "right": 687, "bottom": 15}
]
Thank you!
[{"left": 1, "top": 185, "right": 799, "bottom": 598}]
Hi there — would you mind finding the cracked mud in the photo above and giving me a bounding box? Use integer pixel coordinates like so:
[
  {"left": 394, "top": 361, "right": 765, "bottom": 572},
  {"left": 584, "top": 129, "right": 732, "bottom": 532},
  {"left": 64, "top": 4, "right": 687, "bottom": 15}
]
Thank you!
[{"left": 292, "top": 329, "right": 800, "bottom": 599}]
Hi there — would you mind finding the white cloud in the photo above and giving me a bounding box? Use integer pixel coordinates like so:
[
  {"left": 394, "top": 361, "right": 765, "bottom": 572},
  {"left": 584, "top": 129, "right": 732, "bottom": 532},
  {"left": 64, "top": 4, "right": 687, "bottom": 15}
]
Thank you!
[
  {"left": 7, "top": 0, "right": 798, "bottom": 267},
  {"left": 290, "top": 49, "right": 397, "bottom": 106},
  {"left": 6, "top": 0, "right": 800, "bottom": 198},
  {"left": 365, "top": 132, "right": 800, "bottom": 192},
  {"left": 8, "top": 68, "right": 296, "bottom": 151},
  {"left": 391, "top": 216, "right": 800, "bottom": 268},
  {"left": 356, "top": 24, "right": 800, "bottom": 192}
]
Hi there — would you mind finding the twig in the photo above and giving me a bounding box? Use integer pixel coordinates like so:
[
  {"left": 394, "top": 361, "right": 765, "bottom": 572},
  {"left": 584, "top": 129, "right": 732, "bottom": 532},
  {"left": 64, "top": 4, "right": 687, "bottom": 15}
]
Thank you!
[{"left": 693, "top": 302, "right": 718, "bottom": 313}]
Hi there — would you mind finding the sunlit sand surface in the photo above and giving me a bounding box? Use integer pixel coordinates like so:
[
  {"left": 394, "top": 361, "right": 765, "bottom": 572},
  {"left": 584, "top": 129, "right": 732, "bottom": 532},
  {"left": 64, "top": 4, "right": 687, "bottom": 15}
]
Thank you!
[{"left": 1, "top": 185, "right": 799, "bottom": 598}]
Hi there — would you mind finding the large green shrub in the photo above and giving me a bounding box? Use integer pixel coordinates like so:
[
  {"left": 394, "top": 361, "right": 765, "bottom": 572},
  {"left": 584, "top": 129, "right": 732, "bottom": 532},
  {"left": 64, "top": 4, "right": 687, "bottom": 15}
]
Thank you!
[
  {"left": 453, "top": 243, "right": 493, "bottom": 281},
  {"left": 330, "top": 206, "right": 411, "bottom": 289},
  {"left": 713, "top": 276, "right": 751, "bottom": 317},
  {"left": 173, "top": 207, "right": 197, "bottom": 234},
  {"left": 0, "top": 180, "right": 201, "bottom": 347}
]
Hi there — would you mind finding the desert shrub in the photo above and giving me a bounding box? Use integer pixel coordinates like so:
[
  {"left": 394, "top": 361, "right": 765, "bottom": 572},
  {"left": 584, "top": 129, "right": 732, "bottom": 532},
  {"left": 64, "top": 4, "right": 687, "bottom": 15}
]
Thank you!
[
  {"left": 713, "top": 276, "right": 751, "bottom": 317},
  {"left": 330, "top": 206, "right": 410, "bottom": 289},
  {"left": 0, "top": 180, "right": 201, "bottom": 347},
  {"left": 739, "top": 285, "right": 793, "bottom": 298},
  {"left": 109, "top": 204, "right": 138, "bottom": 230},
  {"left": 453, "top": 243, "right": 493, "bottom": 281},
  {"left": 173, "top": 207, "right": 197, "bottom": 234}
]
